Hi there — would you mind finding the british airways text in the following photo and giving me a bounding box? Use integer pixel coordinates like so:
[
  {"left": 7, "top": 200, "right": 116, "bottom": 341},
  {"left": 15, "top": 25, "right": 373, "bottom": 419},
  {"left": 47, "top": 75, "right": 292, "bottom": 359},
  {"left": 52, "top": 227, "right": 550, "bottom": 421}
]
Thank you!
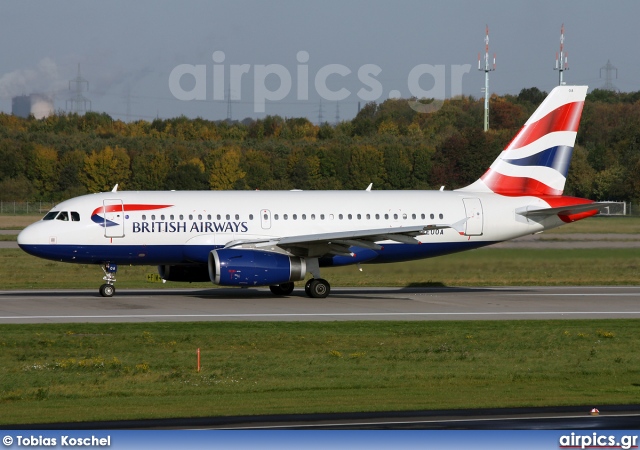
[{"left": 132, "top": 221, "right": 249, "bottom": 233}]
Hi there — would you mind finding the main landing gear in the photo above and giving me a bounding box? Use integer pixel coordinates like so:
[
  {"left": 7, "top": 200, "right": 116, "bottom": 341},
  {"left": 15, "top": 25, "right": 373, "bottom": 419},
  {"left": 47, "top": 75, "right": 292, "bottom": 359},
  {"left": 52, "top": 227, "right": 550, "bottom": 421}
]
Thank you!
[
  {"left": 305, "top": 278, "right": 330, "bottom": 298},
  {"left": 303, "top": 258, "right": 330, "bottom": 298},
  {"left": 99, "top": 263, "right": 117, "bottom": 297},
  {"left": 269, "top": 282, "right": 295, "bottom": 296},
  {"left": 268, "top": 279, "right": 331, "bottom": 298},
  {"left": 268, "top": 258, "right": 331, "bottom": 299}
]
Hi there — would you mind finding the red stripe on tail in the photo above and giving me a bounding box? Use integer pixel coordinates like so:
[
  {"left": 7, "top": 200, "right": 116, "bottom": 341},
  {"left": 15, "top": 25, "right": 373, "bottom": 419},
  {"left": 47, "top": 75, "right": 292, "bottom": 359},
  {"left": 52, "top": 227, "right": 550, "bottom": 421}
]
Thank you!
[
  {"left": 504, "top": 101, "right": 584, "bottom": 151},
  {"left": 481, "top": 170, "right": 562, "bottom": 196}
]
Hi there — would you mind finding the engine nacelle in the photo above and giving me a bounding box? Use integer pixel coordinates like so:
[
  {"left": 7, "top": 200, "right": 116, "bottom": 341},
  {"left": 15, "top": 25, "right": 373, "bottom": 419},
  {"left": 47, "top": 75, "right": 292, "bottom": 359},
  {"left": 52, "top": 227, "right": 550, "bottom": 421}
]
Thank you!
[
  {"left": 209, "top": 249, "right": 306, "bottom": 287},
  {"left": 158, "top": 264, "right": 210, "bottom": 282}
]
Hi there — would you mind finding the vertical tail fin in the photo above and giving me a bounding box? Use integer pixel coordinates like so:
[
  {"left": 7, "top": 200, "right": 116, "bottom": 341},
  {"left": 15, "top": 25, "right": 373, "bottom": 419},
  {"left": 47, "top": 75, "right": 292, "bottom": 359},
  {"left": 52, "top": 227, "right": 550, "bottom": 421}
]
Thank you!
[{"left": 459, "top": 85, "right": 588, "bottom": 196}]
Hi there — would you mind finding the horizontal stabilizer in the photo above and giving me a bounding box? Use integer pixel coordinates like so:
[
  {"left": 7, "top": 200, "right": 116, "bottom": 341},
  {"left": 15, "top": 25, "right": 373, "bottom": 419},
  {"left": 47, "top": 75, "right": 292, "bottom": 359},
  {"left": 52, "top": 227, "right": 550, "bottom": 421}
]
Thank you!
[{"left": 516, "top": 202, "right": 611, "bottom": 218}]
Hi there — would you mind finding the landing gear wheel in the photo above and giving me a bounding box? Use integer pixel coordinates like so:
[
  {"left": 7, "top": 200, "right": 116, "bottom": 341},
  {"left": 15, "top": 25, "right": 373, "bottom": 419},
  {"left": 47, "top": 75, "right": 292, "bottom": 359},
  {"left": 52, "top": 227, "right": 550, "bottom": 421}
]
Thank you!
[
  {"left": 269, "top": 282, "right": 295, "bottom": 296},
  {"left": 100, "top": 263, "right": 117, "bottom": 297},
  {"left": 304, "top": 279, "right": 313, "bottom": 297},
  {"left": 308, "top": 278, "right": 330, "bottom": 299},
  {"left": 99, "top": 284, "right": 115, "bottom": 297}
]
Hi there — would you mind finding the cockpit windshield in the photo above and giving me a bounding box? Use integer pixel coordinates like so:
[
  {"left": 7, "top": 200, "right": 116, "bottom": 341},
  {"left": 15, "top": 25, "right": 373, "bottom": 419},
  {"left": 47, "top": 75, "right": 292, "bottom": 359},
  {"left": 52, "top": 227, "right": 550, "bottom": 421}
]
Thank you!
[{"left": 42, "top": 211, "right": 80, "bottom": 221}]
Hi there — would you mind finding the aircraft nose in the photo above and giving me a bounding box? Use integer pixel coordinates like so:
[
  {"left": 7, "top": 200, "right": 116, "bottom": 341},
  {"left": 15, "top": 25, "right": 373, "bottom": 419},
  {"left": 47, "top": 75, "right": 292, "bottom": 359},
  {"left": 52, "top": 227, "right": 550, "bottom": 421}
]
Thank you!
[{"left": 17, "top": 223, "right": 42, "bottom": 248}]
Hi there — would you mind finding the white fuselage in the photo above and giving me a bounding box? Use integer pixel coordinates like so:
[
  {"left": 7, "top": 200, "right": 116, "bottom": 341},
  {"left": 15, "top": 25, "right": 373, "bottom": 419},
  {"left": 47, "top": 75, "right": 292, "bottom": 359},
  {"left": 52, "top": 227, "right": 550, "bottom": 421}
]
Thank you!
[{"left": 18, "top": 189, "right": 561, "bottom": 267}]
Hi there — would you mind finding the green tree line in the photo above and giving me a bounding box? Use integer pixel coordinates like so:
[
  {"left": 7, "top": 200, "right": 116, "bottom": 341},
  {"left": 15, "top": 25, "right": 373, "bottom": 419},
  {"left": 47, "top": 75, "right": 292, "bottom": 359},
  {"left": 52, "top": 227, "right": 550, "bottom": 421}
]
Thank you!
[{"left": 1, "top": 87, "right": 639, "bottom": 202}]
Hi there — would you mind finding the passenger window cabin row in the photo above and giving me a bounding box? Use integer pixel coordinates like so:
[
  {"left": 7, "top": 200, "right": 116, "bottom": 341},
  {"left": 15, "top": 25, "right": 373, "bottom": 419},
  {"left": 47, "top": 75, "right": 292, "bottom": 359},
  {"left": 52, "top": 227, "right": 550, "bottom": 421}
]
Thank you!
[
  {"left": 43, "top": 210, "right": 446, "bottom": 224},
  {"left": 140, "top": 212, "right": 445, "bottom": 221}
]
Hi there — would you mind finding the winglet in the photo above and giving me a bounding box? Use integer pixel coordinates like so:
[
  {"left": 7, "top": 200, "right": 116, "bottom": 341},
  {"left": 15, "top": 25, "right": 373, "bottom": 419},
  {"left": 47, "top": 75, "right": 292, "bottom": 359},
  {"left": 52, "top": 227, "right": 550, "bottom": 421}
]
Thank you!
[
  {"left": 366, "top": 183, "right": 373, "bottom": 191},
  {"left": 111, "top": 184, "right": 119, "bottom": 192}
]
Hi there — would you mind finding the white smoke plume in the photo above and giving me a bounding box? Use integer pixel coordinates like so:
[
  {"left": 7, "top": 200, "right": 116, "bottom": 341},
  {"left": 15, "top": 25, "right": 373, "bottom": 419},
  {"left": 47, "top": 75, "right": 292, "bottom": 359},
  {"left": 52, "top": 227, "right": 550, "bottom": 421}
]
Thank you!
[{"left": 0, "top": 57, "right": 65, "bottom": 99}]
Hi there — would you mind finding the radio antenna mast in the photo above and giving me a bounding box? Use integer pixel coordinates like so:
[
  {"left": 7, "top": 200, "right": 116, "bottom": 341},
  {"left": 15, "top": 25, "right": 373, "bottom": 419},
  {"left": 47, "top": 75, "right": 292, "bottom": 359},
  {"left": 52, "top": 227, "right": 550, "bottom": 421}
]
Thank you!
[
  {"left": 554, "top": 24, "right": 568, "bottom": 85},
  {"left": 478, "top": 25, "right": 496, "bottom": 132}
]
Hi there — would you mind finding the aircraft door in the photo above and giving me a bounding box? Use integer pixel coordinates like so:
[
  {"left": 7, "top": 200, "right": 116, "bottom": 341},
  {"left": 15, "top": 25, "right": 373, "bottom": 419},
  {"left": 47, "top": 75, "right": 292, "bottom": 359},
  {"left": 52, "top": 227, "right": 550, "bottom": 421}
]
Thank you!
[
  {"left": 260, "top": 209, "right": 271, "bottom": 229},
  {"left": 462, "top": 198, "right": 483, "bottom": 236},
  {"left": 104, "top": 199, "right": 125, "bottom": 238}
]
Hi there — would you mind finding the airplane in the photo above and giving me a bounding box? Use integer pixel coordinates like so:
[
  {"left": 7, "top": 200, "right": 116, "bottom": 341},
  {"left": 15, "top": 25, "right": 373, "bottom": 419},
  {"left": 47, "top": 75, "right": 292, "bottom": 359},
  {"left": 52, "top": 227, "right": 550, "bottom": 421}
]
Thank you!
[{"left": 18, "top": 85, "right": 608, "bottom": 298}]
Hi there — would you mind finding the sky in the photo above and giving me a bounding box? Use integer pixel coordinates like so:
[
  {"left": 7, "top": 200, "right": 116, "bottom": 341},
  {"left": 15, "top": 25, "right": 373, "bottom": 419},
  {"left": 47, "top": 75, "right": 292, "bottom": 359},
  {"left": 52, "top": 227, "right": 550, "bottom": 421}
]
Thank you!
[{"left": 0, "top": 0, "right": 638, "bottom": 123}]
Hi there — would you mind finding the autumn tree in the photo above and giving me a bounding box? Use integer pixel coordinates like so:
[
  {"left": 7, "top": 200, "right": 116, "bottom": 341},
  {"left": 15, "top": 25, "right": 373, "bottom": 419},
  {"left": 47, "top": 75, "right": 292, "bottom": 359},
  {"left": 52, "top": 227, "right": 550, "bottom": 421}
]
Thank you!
[
  {"left": 564, "top": 145, "right": 596, "bottom": 198},
  {"left": 129, "top": 148, "right": 170, "bottom": 190},
  {"left": 80, "top": 145, "right": 131, "bottom": 193},
  {"left": 411, "top": 145, "right": 434, "bottom": 189},
  {"left": 28, "top": 145, "right": 58, "bottom": 199},
  {"left": 207, "top": 146, "right": 246, "bottom": 190},
  {"left": 58, "top": 149, "right": 87, "bottom": 198},
  {"left": 165, "top": 158, "right": 208, "bottom": 190},
  {"left": 490, "top": 96, "right": 526, "bottom": 129},
  {"left": 241, "top": 149, "right": 272, "bottom": 189},
  {"left": 382, "top": 142, "right": 412, "bottom": 189},
  {"left": 0, "top": 176, "right": 35, "bottom": 201},
  {"left": 347, "top": 144, "right": 386, "bottom": 189},
  {"left": 0, "top": 139, "right": 29, "bottom": 180}
]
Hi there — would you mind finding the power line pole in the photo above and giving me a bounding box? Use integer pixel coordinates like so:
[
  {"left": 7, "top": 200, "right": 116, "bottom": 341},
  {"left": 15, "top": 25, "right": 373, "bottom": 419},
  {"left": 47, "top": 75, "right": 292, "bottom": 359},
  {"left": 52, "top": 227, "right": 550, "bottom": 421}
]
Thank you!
[
  {"left": 123, "top": 85, "right": 140, "bottom": 122},
  {"left": 66, "top": 63, "right": 91, "bottom": 114},
  {"left": 600, "top": 60, "right": 618, "bottom": 91},
  {"left": 226, "top": 87, "right": 232, "bottom": 121},
  {"left": 317, "top": 100, "right": 324, "bottom": 125},
  {"left": 125, "top": 86, "right": 132, "bottom": 122},
  {"left": 478, "top": 25, "right": 495, "bottom": 132},
  {"left": 554, "top": 24, "right": 569, "bottom": 85}
]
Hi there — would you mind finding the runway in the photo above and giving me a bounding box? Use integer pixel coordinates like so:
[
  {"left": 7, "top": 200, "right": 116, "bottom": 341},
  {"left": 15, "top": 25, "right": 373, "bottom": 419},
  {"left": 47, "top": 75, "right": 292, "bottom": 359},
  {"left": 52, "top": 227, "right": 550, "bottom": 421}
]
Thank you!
[
  {"left": 1, "top": 285, "right": 640, "bottom": 324},
  {"left": 7, "top": 405, "right": 640, "bottom": 430}
]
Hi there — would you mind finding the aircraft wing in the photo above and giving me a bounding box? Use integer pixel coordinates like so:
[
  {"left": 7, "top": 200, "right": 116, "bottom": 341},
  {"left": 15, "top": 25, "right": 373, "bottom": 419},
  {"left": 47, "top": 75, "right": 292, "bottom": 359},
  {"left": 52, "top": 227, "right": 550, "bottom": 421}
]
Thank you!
[
  {"left": 225, "top": 220, "right": 467, "bottom": 257},
  {"left": 516, "top": 202, "right": 612, "bottom": 218}
]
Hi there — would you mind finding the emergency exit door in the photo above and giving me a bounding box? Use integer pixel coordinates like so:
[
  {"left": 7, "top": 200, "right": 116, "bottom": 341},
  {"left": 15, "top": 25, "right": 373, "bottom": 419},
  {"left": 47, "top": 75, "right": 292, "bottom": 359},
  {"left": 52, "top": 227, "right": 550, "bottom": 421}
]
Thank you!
[{"left": 462, "top": 198, "right": 483, "bottom": 236}]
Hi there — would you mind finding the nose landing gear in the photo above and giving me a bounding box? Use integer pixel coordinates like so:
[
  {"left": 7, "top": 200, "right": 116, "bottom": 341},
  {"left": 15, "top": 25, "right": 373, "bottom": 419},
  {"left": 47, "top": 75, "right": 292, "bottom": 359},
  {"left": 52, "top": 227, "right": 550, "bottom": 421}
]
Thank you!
[{"left": 99, "top": 263, "right": 117, "bottom": 297}]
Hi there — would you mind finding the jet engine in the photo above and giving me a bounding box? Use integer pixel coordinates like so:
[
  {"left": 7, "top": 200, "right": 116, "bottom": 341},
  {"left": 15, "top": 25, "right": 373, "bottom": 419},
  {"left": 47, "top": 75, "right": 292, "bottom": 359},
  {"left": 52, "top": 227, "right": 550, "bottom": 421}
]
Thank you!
[{"left": 208, "top": 249, "right": 306, "bottom": 287}]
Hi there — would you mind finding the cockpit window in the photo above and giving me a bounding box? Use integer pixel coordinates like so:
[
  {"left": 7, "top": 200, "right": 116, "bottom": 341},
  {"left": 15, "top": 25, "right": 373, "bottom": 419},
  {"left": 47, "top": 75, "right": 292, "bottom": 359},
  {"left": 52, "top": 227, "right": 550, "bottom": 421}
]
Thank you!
[
  {"left": 43, "top": 211, "right": 58, "bottom": 220},
  {"left": 56, "top": 211, "right": 69, "bottom": 221},
  {"left": 71, "top": 212, "right": 80, "bottom": 221}
]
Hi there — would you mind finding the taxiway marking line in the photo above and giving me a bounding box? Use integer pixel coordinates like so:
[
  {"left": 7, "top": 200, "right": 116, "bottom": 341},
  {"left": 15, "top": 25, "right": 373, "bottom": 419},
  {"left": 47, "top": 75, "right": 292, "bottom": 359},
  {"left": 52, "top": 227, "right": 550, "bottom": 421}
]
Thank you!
[
  {"left": 2, "top": 311, "right": 640, "bottom": 320},
  {"left": 216, "top": 412, "right": 640, "bottom": 429}
]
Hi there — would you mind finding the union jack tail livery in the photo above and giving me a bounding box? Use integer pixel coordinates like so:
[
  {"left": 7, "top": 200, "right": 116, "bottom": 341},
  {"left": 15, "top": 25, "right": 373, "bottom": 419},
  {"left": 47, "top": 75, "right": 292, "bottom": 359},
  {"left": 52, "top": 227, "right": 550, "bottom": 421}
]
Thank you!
[{"left": 461, "top": 85, "right": 587, "bottom": 197}]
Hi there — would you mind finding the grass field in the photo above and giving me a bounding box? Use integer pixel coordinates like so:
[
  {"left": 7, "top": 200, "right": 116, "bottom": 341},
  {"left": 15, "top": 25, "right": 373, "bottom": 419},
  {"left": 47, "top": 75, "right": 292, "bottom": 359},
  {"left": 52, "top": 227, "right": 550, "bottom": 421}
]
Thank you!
[
  {"left": 1, "top": 320, "right": 639, "bottom": 425},
  {"left": 0, "top": 215, "right": 41, "bottom": 229}
]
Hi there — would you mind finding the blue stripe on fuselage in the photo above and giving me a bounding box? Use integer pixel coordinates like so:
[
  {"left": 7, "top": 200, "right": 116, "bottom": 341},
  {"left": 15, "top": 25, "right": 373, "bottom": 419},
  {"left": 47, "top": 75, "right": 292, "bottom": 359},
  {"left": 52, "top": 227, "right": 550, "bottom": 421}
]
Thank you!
[
  {"left": 321, "top": 241, "right": 496, "bottom": 266},
  {"left": 18, "top": 244, "right": 206, "bottom": 265},
  {"left": 20, "top": 241, "right": 497, "bottom": 266}
]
